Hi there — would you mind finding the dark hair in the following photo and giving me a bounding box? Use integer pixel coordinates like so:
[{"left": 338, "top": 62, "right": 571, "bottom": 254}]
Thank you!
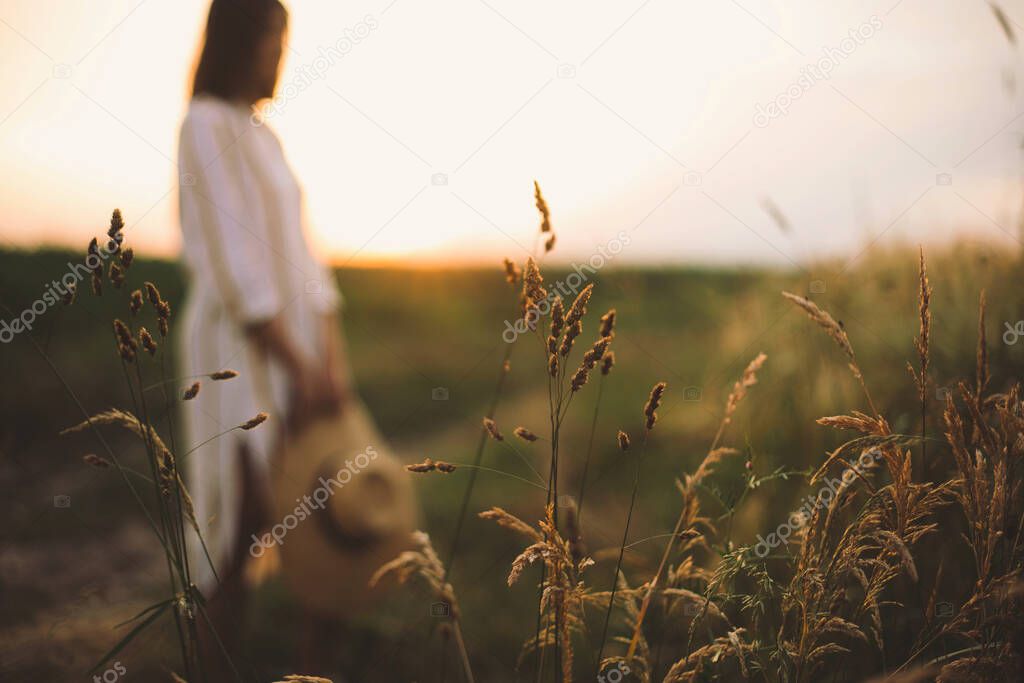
[{"left": 191, "top": 0, "right": 287, "bottom": 102}]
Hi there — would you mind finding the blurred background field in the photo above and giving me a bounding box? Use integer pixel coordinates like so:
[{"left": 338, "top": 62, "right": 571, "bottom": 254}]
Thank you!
[{"left": 1, "top": 241, "right": 1022, "bottom": 681}]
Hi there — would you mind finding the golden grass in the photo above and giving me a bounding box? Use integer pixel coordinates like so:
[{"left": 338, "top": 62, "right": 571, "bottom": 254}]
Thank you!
[
  {"left": 380, "top": 195, "right": 1024, "bottom": 683},
  {"left": 43, "top": 199, "right": 1024, "bottom": 682}
]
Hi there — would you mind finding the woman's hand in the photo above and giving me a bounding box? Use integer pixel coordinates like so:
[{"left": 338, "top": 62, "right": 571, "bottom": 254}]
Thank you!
[
  {"left": 288, "top": 314, "right": 352, "bottom": 430},
  {"left": 246, "top": 314, "right": 350, "bottom": 431},
  {"left": 289, "top": 359, "right": 346, "bottom": 430}
]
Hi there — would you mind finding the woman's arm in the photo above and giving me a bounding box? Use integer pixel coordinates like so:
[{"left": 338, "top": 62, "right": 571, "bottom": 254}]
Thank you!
[
  {"left": 246, "top": 315, "right": 306, "bottom": 375},
  {"left": 320, "top": 312, "right": 352, "bottom": 413},
  {"left": 247, "top": 315, "right": 347, "bottom": 429}
]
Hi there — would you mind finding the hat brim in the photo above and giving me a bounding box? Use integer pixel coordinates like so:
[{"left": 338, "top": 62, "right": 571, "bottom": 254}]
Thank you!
[{"left": 270, "top": 402, "right": 418, "bottom": 617}]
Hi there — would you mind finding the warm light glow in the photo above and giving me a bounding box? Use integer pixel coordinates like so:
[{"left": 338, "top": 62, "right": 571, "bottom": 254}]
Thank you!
[{"left": 1, "top": 1, "right": 1022, "bottom": 266}]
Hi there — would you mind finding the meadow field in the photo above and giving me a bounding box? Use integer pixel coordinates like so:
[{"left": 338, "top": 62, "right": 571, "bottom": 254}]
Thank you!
[{"left": 0, "top": 239, "right": 1022, "bottom": 682}]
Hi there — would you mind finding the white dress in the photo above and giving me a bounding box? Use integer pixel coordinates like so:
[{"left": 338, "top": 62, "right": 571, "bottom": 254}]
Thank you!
[{"left": 176, "top": 94, "right": 341, "bottom": 592}]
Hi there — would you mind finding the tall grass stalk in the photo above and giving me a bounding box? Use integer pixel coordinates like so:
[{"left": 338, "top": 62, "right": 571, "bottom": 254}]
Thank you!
[{"left": 14, "top": 212, "right": 253, "bottom": 681}]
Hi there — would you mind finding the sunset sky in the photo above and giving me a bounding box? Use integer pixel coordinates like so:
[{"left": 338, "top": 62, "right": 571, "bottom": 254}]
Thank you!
[{"left": 1, "top": 0, "right": 1023, "bottom": 266}]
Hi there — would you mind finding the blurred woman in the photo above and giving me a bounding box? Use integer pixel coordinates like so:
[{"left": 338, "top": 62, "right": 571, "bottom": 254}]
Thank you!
[{"left": 177, "top": 0, "right": 350, "bottom": 674}]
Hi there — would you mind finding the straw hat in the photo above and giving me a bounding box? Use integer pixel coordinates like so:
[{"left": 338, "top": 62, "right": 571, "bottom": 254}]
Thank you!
[{"left": 269, "top": 401, "right": 417, "bottom": 617}]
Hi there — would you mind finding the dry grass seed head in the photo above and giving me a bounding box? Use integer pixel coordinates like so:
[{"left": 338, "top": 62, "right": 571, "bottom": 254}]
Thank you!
[
  {"left": 406, "top": 458, "right": 437, "bottom": 473},
  {"left": 370, "top": 531, "right": 458, "bottom": 616},
  {"left": 601, "top": 351, "right": 616, "bottom": 376},
  {"left": 722, "top": 352, "right": 767, "bottom": 426},
  {"left": 128, "top": 289, "right": 143, "bottom": 315},
  {"left": 523, "top": 257, "right": 546, "bottom": 304},
  {"left": 139, "top": 327, "right": 157, "bottom": 356},
  {"left": 644, "top": 381, "right": 668, "bottom": 430},
  {"left": 599, "top": 309, "right": 616, "bottom": 337},
  {"left": 82, "top": 453, "right": 111, "bottom": 468},
  {"left": 549, "top": 296, "right": 564, "bottom": 337},
  {"left": 564, "top": 284, "right": 594, "bottom": 327},
  {"left": 144, "top": 281, "right": 162, "bottom": 307},
  {"left": 182, "top": 382, "right": 200, "bottom": 401},
  {"left": 240, "top": 412, "right": 268, "bottom": 430},
  {"left": 909, "top": 246, "right": 932, "bottom": 401},
  {"left": 558, "top": 320, "right": 582, "bottom": 357},
  {"left": 483, "top": 416, "right": 503, "bottom": 441},
  {"left": 113, "top": 319, "right": 135, "bottom": 349},
  {"left": 662, "top": 628, "right": 751, "bottom": 682},
  {"left": 816, "top": 411, "right": 888, "bottom": 436},
  {"left": 108, "top": 208, "right": 125, "bottom": 237},
  {"left": 692, "top": 447, "right": 742, "bottom": 484},
  {"left": 479, "top": 507, "right": 543, "bottom": 542},
  {"left": 61, "top": 408, "right": 202, "bottom": 534},
  {"left": 534, "top": 180, "right": 551, "bottom": 233},
  {"left": 570, "top": 336, "right": 613, "bottom": 392},
  {"left": 503, "top": 257, "right": 520, "bottom": 286},
  {"left": 514, "top": 426, "right": 538, "bottom": 442},
  {"left": 87, "top": 238, "right": 102, "bottom": 276},
  {"left": 108, "top": 262, "right": 125, "bottom": 289},
  {"left": 782, "top": 291, "right": 854, "bottom": 361},
  {"left": 547, "top": 296, "right": 564, "bottom": 366},
  {"left": 584, "top": 336, "right": 612, "bottom": 366}
]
